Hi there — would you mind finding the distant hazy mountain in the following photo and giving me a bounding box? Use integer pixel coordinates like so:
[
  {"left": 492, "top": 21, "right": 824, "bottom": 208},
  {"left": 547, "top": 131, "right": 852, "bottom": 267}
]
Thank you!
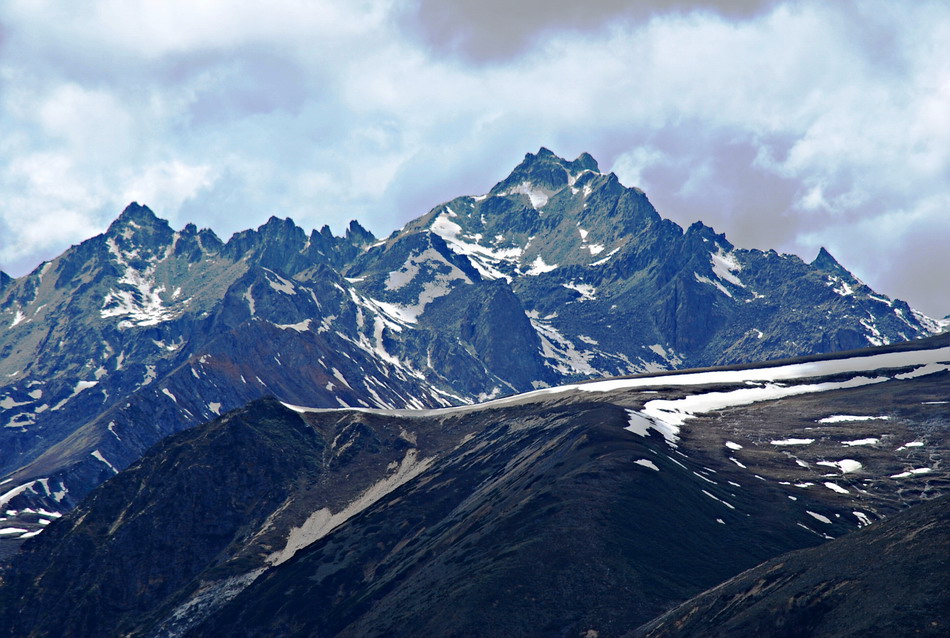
[
  {"left": 1, "top": 336, "right": 946, "bottom": 637},
  {"left": 0, "top": 149, "right": 942, "bottom": 532}
]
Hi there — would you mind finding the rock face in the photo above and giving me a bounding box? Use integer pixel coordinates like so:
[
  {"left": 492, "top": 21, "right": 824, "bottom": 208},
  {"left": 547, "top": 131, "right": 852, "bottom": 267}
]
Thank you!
[
  {"left": 633, "top": 492, "right": 950, "bottom": 638},
  {"left": 1, "top": 336, "right": 946, "bottom": 637},
  {"left": 0, "top": 150, "right": 942, "bottom": 533},
  {"left": 0, "top": 206, "right": 452, "bottom": 531}
]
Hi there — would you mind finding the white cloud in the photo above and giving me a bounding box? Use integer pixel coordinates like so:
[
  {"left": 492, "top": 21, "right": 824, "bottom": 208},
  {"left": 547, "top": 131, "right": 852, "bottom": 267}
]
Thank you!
[
  {"left": 121, "top": 161, "right": 217, "bottom": 214},
  {"left": 612, "top": 147, "right": 669, "bottom": 191},
  {"left": 0, "top": 0, "right": 948, "bottom": 316}
]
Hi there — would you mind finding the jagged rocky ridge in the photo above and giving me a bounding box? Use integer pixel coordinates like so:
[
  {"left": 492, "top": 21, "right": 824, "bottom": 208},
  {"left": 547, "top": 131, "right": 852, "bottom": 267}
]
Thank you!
[
  {"left": 0, "top": 336, "right": 946, "bottom": 636},
  {"left": 0, "top": 207, "right": 448, "bottom": 531},
  {"left": 0, "top": 149, "right": 944, "bottom": 534}
]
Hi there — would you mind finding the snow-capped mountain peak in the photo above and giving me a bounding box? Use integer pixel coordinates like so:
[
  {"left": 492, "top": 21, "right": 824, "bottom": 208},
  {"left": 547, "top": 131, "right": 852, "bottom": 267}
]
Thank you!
[
  {"left": 0, "top": 148, "right": 942, "bottom": 536},
  {"left": 488, "top": 147, "right": 602, "bottom": 203}
]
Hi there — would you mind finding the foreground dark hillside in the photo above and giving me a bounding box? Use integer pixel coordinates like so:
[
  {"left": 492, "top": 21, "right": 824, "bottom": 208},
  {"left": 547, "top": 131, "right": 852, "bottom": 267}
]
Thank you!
[
  {"left": 634, "top": 493, "right": 950, "bottom": 638},
  {"left": 1, "top": 336, "right": 946, "bottom": 637}
]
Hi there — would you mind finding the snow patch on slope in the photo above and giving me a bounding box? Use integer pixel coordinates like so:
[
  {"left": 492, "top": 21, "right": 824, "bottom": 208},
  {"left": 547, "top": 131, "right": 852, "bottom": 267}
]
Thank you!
[
  {"left": 276, "top": 319, "right": 311, "bottom": 332},
  {"left": 525, "top": 256, "right": 558, "bottom": 276},
  {"left": 267, "top": 448, "right": 433, "bottom": 566},
  {"left": 429, "top": 210, "right": 522, "bottom": 281},
  {"left": 382, "top": 246, "right": 471, "bottom": 316},
  {"left": 816, "top": 459, "right": 863, "bottom": 473},
  {"left": 590, "top": 247, "right": 620, "bottom": 266},
  {"left": 530, "top": 317, "right": 601, "bottom": 376},
  {"left": 498, "top": 181, "right": 552, "bottom": 208},
  {"left": 819, "top": 414, "right": 890, "bottom": 423},
  {"left": 0, "top": 480, "right": 38, "bottom": 510},
  {"left": 562, "top": 281, "right": 596, "bottom": 300},
  {"left": 695, "top": 273, "right": 732, "bottom": 297},
  {"left": 101, "top": 238, "right": 181, "bottom": 328},
  {"left": 710, "top": 248, "right": 744, "bottom": 287},
  {"left": 91, "top": 450, "right": 118, "bottom": 474}
]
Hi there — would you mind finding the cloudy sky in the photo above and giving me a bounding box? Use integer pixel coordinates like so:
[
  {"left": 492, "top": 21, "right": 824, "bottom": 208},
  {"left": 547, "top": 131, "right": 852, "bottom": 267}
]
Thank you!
[{"left": 1, "top": 0, "right": 948, "bottom": 316}]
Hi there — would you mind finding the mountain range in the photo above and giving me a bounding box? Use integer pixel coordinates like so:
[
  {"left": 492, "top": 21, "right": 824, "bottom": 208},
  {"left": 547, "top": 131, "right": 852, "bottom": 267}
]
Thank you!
[
  {"left": 1, "top": 149, "right": 943, "bottom": 539},
  {"left": 0, "top": 149, "right": 947, "bottom": 636}
]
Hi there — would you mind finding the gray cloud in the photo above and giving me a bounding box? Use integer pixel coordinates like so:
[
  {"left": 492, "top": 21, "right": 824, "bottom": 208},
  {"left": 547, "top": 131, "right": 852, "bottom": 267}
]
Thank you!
[
  {"left": 869, "top": 222, "right": 950, "bottom": 322},
  {"left": 609, "top": 128, "right": 804, "bottom": 247},
  {"left": 402, "top": 0, "right": 781, "bottom": 62}
]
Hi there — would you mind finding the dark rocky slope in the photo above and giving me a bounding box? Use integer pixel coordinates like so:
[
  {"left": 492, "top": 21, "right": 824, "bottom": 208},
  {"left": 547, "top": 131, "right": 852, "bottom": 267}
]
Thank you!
[
  {"left": 0, "top": 400, "right": 328, "bottom": 637},
  {"left": 0, "top": 337, "right": 945, "bottom": 637},
  {"left": 634, "top": 493, "right": 950, "bottom": 638},
  {"left": 190, "top": 402, "right": 820, "bottom": 638}
]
